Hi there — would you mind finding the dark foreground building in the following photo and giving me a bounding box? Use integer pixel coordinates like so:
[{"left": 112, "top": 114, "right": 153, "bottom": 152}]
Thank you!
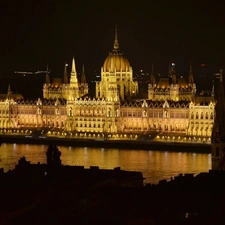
[{"left": 1, "top": 156, "right": 225, "bottom": 225}]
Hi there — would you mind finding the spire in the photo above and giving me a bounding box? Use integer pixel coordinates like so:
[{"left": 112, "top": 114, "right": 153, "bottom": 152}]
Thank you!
[
  {"left": 70, "top": 56, "right": 78, "bottom": 87},
  {"left": 81, "top": 64, "right": 87, "bottom": 84},
  {"left": 45, "top": 63, "right": 50, "bottom": 84},
  {"left": 113, "top": 24, "right": 119, "bottom": 50},
  {"left": 188, "top": 63, "right": 194, "bottom": 85},
  {"left": 171, "top": 63, "right": 176, "bottom": 84},
  {"left": 212, "top": 82, "right": 214, "bottom": 97},
  {"left": 63, "top": 62, "right": 68, "bottom": 84},
  {"left": 7, "top": 84, "right": 12, "bottom": 97},
  {"left": 71, "top": 56, "right": 77, "bottom": 74},
  {"left": 168, "top": 63, "right": 171, "bottom": 77},
  {"left": 219, "top": 66, "right": 223, "bottom": 82},
  {"left": 150, "top": 63, "right": 155, "bottom": 86}
]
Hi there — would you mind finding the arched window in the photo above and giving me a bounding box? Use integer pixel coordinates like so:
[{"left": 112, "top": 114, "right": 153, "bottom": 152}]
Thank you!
[
  {"left": 205, "top": 112, "right": 208, "bottom": 119},
  {"left": 196, "top": 112, "right": 199, "bottom": 119},
  {"left": 210, "top": 113, "right": 213, "bottom": 120},
  {"left": 200, "top": 112, "right": 204, "bottom": 119},
  {"left": 191, "top": 112, "right": 194, "bottom": 119},
  {"left": 69, "top": 107, "right": 72, "bottom": 116}
]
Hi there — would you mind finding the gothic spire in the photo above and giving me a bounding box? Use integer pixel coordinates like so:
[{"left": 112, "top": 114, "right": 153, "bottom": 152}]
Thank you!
[
  {"left": 171, "top": 63, "right": 176, "bottom": 84},
  {"left": 63, "top": 62, "right": 68, "bottom": 84},
  {"left": 7, "top": 84, "right": 12, "bottom": 97},
  {"left": 70, "top": 56, "right": 78, "bottom": 86},
  {"left": 220, "top": 66, "right": 223, "bottom": 82},
  {"left": 81, "top": 64, "right": 87, "bottom": 84},
  {"left": 71, "top": 56, "right": 76, "bottom": 74},
  {"left": 188, "top": 63, "right": 194, "bottom": 85},
  {"left": 168, "top": 63, "right": 171, "bottom": 77},
  {"left": 113, "top": 24, "right": 119, "bottom": 50},
  {"left": 45, "top": 63, "right": 50, "bottom": 84},
  {"left": 212, "top": 82, "right": 214, "bottom": 97},
  {"left": 150, "top": 63, "right": 155, "bottom": 85}
]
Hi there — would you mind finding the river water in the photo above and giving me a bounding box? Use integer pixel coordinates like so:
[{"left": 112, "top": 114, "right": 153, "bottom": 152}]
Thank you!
[{"left": 0, "top": 143, "right": 211, "bottom": 184}]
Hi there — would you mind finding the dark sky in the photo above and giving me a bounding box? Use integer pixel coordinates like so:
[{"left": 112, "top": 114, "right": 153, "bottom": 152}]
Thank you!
[{"left": 1, "top": 0, "right": 225, "bottom": 79}]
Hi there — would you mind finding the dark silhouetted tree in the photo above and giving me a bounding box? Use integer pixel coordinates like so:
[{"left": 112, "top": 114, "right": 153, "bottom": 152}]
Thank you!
[{"left": 46, "top": 145, "right": 62, "bottom": 166}]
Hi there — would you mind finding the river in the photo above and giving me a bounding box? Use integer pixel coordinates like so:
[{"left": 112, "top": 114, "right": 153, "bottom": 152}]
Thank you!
[{"left": 0, "top": 143, "right": 211, "bottom": 184}]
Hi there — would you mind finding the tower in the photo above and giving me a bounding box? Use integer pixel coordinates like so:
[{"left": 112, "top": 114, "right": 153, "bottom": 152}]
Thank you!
[
  {"left": 148, "top": 63, "right": 156, "bottom": 100},
  {"left": 211, "top": 67, "right": 225, "bottom": 170},
  {"left": 171, "top": 63, "right": 176, "bottom": 85},
  {"left": 188, "top": 64, "right": 194, "bottom": 85},
  {"left": 63, "top": 62, "right": 68, "bottom": 84},
  {"left": 43, "top": 64, "right": 50, "bottom": 99},
  {"left": 68, "top": 56, "right": 79, "bottom": 100},
  {"left": 96, "top": 26, "right": 138, "bottom": 100},
  {"left": 81, "top": 64, "right": 87, "bottom": 84},
  {"left": 79, "top": 64, "right": 88, "bottom": 96},
  {"left": 170, "top": 63, "right": 179, "bottom": 101},
  {"left": 69, "top": 56, "right": 78, "bottom": 87}
]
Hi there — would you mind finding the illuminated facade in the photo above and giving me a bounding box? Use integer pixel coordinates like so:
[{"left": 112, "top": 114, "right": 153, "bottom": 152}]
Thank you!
[
  {"left": 0, "top": 27, "right": 216, "bottom": 142},
  {"left": 148, "top": 64, "right": 196, "bottom": 101},
  {"left": 95, "top": 26, "right": 138, "bottom": 101},
  {"left": 43, "top": 58, "right": 88, "bottom": 100}
]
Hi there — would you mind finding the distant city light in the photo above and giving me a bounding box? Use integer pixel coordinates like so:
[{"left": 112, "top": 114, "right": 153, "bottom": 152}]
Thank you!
[
  {"left": 171, "top": 63, "right": 175, "bottom": 66},
  {"left": 201, "top": 63, "right": 206, "bottom": 67}
]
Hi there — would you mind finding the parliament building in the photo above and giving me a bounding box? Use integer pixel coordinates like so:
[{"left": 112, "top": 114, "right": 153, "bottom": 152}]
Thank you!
[{"left": 0, "top": 27, "right": 216, "bottom": 143}]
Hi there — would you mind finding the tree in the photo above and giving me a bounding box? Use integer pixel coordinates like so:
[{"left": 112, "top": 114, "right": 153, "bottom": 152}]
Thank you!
[{"left": 46, "top": 144, "right": 62, "bottom": 166}]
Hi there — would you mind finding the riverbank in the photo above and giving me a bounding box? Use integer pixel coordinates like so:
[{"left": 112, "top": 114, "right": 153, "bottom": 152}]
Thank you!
[{"left": 0, "top": 135, "right": 211, "bottom": 153}]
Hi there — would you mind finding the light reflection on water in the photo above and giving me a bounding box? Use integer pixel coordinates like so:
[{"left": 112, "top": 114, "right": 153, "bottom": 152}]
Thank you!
[{"left": 0, "top": 143, "right": 211, "bottom": 184}]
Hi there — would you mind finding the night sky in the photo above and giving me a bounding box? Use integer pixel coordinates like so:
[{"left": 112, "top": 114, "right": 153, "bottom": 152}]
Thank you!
[{"left": 1, "top": 0, "right": 225, "bottom": 79}]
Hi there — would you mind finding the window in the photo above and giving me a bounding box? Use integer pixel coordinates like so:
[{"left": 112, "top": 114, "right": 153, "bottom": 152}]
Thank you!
[
  {"left": 200, "top": 112, "right": 204, "bottom": 119},
  {"left": 196, "top": 112, "right": 199, "bottom": 119},
  {"left": 210, "top": 113, "right": 213, "bottom": 120}
]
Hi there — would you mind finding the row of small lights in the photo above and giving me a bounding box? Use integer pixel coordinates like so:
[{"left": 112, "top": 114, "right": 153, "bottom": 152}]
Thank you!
[
  {"left": 47, "top": 131, "right": 138, "bottom": 138},
  {"left": 0, "top": 129, "right": 211, "bottom": 142},
  {"left": 156, "top": 135, "right": 211, "bottom": 142},
  {"left": 0, "top": 129, "right": 32, "bottom": 134}
]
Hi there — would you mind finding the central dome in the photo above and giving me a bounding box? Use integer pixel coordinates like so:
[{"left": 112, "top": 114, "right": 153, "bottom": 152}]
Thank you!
[
  {"left": 103, "top": 52, "right": 130, "bottom": 72},
  {"left": 102, "top": 26, "right": 131, "bottom": 72}
]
